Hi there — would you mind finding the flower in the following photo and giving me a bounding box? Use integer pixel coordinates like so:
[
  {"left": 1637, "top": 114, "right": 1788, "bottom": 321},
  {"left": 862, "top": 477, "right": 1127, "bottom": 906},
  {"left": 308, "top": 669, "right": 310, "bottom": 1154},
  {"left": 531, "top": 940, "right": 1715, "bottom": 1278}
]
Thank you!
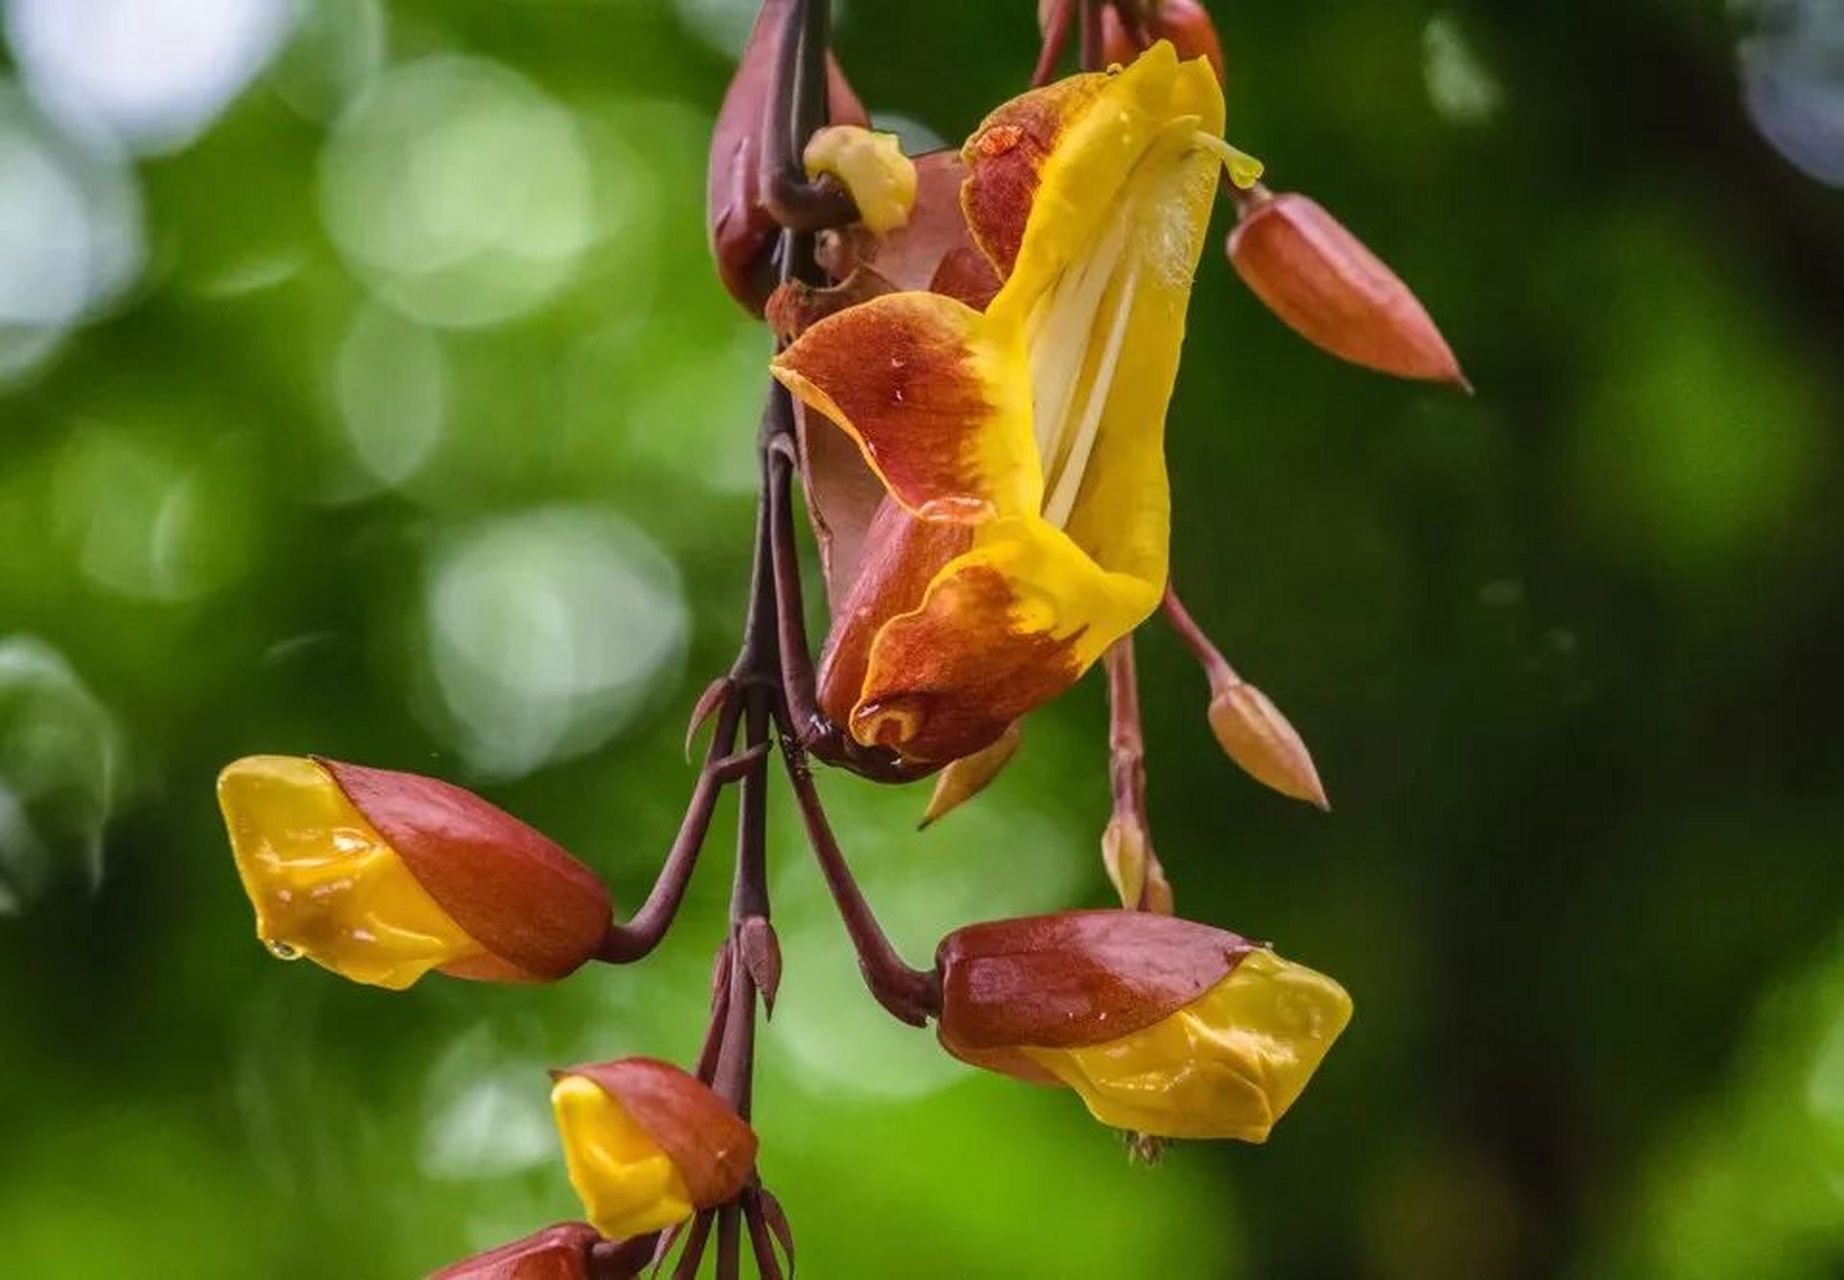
[
  {"left": 935, "top": 910, "right": 1351, "bottom": 1140},
  {"left": 550, "top": 1058, "right": 758, "bottom": 1241},
  {"left": 215, "top": 755, "right": 610, "bottom": 990},
  {"left": 773, "top": 44, "right": 1256, "bottom": 765},
  {"left": 429, "top": 1222, "right": 600, "bottom": 1279},
  {"left": 1102, "top": 0, "right": 1227, "bottom": 86}
]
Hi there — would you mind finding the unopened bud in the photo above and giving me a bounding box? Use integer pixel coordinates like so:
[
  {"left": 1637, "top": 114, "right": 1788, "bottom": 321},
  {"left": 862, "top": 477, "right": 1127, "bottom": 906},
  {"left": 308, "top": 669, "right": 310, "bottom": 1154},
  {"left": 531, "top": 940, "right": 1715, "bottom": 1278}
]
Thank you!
[
  {"left": 429, "top": 1222, "right": 600, "bottom": 1280},
  {"left": 217, "top": 756, "right": 611, "bottom": 988},
  {"left": 1100, "top": 812, "right": 1148, "bottom": 909},
  {"left": 550, "top": 1059, "right": 757, "bottom": 1242},
  {"left": 1207, "top": 680, "right": 1329, "bottom": 810},
  {"left": 936, "top": 911, "right": 1350, "bottom": 1140},
  {"left": 919, "top": 720, "right": 1023, "bottom": 829},
  {"left": 1228, "top": 190, "right": 1468, "bottom": 390},
  {"left": 708, "top": 0, "right": 869, "bottom": 314}
]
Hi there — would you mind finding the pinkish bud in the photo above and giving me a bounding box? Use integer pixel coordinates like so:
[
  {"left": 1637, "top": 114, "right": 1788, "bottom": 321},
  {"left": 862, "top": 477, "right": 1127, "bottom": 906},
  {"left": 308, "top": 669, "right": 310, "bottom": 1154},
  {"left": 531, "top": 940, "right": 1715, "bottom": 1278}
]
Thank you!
[
  {"left": 1106, "top": 2, "right": 1227, "bottom": 85},
  {"left": 1228, "top": 190, "right": 1467, "bottom": 389},
  {"left": 1207, "top": 680, "right": 1329, "bottom": 810}
]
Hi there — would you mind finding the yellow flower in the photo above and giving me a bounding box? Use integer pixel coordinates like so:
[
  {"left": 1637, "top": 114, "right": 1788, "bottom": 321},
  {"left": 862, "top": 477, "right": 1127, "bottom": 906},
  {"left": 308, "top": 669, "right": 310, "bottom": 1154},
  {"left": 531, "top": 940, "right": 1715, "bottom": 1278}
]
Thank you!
[
  {"left": 550, "top": 1059, "right": 759, "bottom": 1240},
  {"left": 551, "top": 1075, "right": 695, "bottom": 1239},
  {"left": 216, "top": 754, "right": 611, "bottom": 990},
  {"left": 1021, "top": 948, "right": 1352, "bottom": 1141},
  {"left": 218, "top": 755, "right": 482, "bottom": 989},
  {"left": 773, "top": 44, "right": 1258, "bottom": 764},
  {"left": 936, "top": 910, "right": 1351, "bottom": 1141}
]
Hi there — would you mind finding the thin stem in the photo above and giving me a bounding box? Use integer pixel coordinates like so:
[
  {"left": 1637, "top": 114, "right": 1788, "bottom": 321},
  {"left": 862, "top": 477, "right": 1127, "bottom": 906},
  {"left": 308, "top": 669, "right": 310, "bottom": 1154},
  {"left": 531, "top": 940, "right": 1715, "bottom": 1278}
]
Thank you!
[
  {"left": 1079, "top": 0, "right": 1105, "bottom": 72},
  {"left": 780, "top": 742, "right": 940, "bottom": 1026},
  {"left": 1033, "top": 0, "right": 1076, "bottom": 87},
  {"left": 1104, "top": 635, "right": 1170, "bottom": 911},
  {"left": 715, "top": 1205, "right": 743, "bottom": 1280},
  {"left": 757, "top": 0, "right": 858, "bottom": 231},
  {"left": 744, "top": 1191, "right": 786, "bottom": 1280},
  {"left": 596, "top": 701, "right": 744, "bottom": 963},
  {"left": 669, "top": 1212, "right": 715, "bottom": 1280},
  {"left": 1161, "top": 582, "right": 1240, "bottom": 688}
]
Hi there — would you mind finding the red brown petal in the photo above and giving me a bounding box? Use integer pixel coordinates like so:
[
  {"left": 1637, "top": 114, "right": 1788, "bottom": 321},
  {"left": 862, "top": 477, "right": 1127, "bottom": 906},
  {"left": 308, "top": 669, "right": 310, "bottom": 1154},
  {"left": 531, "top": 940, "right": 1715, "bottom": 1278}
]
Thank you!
[
  {"left": 959, "top": 73, "right": 1110, "bottom": 280},
  {"left": 816, "top": 497, "right": 972, "bottom": 733},
  {"left": 319, "top": 760, "right": 610, "bottom": 982},
  {"left": 935, "top": 910, "right": 1256, "bottom": 1054},
  {"left": 850, "top": 560, "right": 1080, "bottom": 764},
  {"left": 559, "top": 1059, "right": 758, "bottom": 1210}
]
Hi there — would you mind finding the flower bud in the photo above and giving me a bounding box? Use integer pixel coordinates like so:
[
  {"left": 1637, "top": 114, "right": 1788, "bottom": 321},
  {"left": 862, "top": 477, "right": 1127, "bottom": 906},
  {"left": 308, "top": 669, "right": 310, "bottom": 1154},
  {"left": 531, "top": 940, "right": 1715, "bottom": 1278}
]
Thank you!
[
  {"left": 216, "top": 755, "right": 610, "bottom": 990},
  {"left": 429, "top": 1222, "right": 600, "bottom": 1280},
  {"left": 919, "top": 719, "right": 1022, "bottom": 829},
  {"left": 1100, "top": 811, "right": 1155, "bottom": 910},
  {"left": 936, "top": 911, "right": 1350, "bottom": 1140},
  {"left": 1207, "top": 679, "right": 1329, "bottom": 810},
  {"left": 1229, "top": 190, "right": 1467, "bottom": 388},
  {"left": 550, "top": 1059, "right": 758, "bottom": 1241},
  {"left": 708, "top": 0, "right": 870, "bottom": 313},
  {"left": 803, "top": 126, "right": 917, "bottom": 234}
]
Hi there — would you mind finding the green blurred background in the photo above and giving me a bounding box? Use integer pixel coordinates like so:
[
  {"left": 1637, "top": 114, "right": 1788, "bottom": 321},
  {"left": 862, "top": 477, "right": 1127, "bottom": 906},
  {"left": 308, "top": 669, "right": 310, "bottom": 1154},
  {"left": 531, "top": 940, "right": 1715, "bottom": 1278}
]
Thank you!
[{"left": 2, "top": 0, "right": 1842, "bottom": 1276}]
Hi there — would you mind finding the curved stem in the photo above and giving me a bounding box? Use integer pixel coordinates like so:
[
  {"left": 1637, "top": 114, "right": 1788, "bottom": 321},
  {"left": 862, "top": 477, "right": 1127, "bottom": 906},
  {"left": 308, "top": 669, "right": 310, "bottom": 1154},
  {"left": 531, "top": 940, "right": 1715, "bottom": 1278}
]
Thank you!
[
  {"left": 757, "top": 0, "right": 859, "bottom": 231},
  {"left": 596, "top": 701, "right": 745, "bottom": 963},
  {"left": 1161, "top": 582, "right": 1240, "bottom": 688},
  {"left": 1033, "top": 0, "right": 1076, "bottom": 87},
  {"left": 780, "top": 740, "right": 940, "bottom": 1026}
]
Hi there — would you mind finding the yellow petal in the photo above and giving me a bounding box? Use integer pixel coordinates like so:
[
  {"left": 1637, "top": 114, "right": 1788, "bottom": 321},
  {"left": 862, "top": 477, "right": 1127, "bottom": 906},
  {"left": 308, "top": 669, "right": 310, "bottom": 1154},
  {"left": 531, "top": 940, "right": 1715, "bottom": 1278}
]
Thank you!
[
  {"left": 216, "top": 755, "right": 483, "bottom": 990},
  {"left": 1022, "top": 949, "right": 1352, "bottom": 1140},
  {"left": 803, "top": 125, "right": 918, "bottom": 234},
  {"left": 550, "top": 1075, "right": 695, "bottom": 1240}
]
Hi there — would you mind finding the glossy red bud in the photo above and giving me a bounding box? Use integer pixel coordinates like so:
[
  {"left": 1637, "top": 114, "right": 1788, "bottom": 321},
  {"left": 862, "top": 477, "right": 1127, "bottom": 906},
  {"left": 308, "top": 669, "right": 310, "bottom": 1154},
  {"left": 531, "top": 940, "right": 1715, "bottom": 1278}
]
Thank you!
[
  {"left": 1229, "top": 190, "right": 1468, "bottom": 389},
  {"left": 428, "top": 1223, "right": 600, "bottom": 1280},
  {"left": 320, "top": 759, "right": 612, "bottom": 982},
  {"left": 935, "top": 910, "right": 1256, "bottom": 1059}
]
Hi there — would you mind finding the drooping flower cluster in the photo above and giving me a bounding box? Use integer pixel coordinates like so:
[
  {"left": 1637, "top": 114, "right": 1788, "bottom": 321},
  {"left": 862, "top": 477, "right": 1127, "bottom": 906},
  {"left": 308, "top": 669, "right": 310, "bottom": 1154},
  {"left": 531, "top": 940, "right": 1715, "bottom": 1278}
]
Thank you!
[{"left": 214, "top": 3, "right": 1461, "bottom": 1275}]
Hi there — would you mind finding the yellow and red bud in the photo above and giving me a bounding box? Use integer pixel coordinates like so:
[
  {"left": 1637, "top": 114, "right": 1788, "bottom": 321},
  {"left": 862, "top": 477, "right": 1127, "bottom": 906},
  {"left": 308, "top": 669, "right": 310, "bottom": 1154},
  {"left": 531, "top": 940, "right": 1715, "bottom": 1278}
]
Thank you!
[
  {"left": 707, "top": 0, "right": 870, "bottom": 314},
  {"left": 1207, "top": 679, "right": 1329, "bottom": 810},
  {"left": 216, "top": 755, "right": 610, "bottom": 990},
  {"left": 803, "top": 125, "right": 917, "bottom": 234},
  {"left": 429, "top": 1222, "right": 602, "bottom": 1280},
  {"left": 1228, "top": 189, "right": 1468, "bottom": 389},
  {"left": 935, "top": 911, "right": 1350, "bottom": 1140},
  {"left": 919, "top": 719, "right": 1023, "bottom": 829},
  {"left": 549, "top": 1059, "right": 757, "bottom": 1241}
]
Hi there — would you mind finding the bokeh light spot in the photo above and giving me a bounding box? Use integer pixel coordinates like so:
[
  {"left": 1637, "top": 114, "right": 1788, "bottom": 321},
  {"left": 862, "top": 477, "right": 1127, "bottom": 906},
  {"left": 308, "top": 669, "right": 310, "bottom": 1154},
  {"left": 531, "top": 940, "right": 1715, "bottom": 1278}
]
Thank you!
[
  {"left": 420, "top": 507, "right": 688, "bottom": 779},
  {"left": 320, "top": 56, "right": 598, "bottom": 329},
  {"left": 5, "top": 0, "right": 294, "bottom": 156}
]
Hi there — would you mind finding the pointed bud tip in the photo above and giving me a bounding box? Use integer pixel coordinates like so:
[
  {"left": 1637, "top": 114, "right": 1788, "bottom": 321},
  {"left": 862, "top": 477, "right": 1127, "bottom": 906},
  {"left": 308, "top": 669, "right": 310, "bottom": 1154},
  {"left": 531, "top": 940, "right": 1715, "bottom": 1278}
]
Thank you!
[
  {"left": 1207, "top": 681, "right": 1329, "bottom": 810},
  {"left": 918, "top": 722, "right": 1024, "bottom": 829}
]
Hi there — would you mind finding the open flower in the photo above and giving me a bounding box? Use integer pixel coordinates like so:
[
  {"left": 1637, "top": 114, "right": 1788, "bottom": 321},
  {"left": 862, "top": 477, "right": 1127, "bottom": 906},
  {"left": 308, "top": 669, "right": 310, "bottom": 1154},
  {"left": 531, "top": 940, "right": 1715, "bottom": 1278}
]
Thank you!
[
  {"left": 550, "top": 1059, "right": 758, "bottom": 1241},
  {"left": 216, "top": 755, "right": 610, "bottom": 990},
  {"left": 773, "top": 44, "right": 1255, "bottom": 764},
  {"left": 936, "top": 910, "right": 1351, "bottom": 1140}
]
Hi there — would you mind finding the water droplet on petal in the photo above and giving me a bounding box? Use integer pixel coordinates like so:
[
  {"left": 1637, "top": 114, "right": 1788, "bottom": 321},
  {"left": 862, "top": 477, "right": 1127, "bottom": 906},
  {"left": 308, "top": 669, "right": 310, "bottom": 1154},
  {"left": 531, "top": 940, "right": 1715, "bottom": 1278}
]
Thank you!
[{"left": 264, "top": 938, "right": 302, "bottom": 961}]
